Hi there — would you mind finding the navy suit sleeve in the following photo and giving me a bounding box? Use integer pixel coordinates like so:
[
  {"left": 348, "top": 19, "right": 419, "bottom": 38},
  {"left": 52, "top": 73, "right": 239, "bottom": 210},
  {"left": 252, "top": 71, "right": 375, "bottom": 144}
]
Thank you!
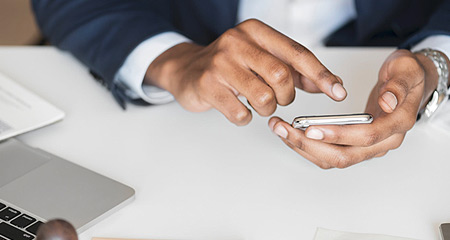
[
  {"left": 32, "top": 0, "right": 177, "bottom": 86},
  {"left": 400, "top": 0, "right": 450, "bottom": 49}
]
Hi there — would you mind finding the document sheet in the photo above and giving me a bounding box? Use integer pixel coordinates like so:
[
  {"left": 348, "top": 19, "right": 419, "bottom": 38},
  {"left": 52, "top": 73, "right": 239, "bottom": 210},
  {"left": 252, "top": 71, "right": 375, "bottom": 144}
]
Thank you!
[{"left": 0, "top": 72, "right": 64, "bottom": 141}]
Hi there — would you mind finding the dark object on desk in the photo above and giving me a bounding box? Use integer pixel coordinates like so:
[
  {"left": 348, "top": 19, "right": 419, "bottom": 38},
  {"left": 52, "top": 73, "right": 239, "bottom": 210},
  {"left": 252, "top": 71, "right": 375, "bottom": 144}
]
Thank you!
[
  {"left": 36, "top": 219, "right": 77, "bottom": 240},
  {"left": 441, "top": 223, "right": 450, "bottom": 240}
]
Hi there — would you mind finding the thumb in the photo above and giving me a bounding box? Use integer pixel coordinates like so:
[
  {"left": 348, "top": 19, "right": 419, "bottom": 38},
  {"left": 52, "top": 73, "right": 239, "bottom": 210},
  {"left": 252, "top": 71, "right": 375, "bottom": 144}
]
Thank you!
[
  {"left": 379, "top": 90, "right": 398, "bottom": 113},
  {"left": 378, "top": 76, "right": 411, "bottom": 113}
]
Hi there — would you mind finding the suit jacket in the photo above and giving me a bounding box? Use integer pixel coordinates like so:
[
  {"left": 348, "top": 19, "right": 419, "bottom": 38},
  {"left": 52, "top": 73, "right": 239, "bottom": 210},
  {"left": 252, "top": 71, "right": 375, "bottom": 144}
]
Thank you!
[{"left": 32, "top": 0, "right": 450, "bottom": 107}]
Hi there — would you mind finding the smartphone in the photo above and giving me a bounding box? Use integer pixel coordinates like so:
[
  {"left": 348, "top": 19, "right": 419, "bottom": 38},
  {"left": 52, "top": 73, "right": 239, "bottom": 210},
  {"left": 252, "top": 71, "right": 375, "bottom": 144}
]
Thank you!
[{"left": 292, "top": 113, "right": 373, "bottom": 129}]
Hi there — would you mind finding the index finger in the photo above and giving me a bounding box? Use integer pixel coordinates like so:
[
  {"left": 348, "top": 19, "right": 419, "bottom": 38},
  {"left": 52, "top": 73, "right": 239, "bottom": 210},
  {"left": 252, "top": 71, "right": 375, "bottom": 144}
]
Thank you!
[{"left": 240, "top": 19, "right": 347, "bottom": 101}]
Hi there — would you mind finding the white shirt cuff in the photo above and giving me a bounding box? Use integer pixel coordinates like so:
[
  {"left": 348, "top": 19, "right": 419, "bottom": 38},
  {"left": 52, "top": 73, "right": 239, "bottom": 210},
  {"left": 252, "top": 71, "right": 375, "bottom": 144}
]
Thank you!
[
  {"left": 114, "top": 32, "right": 191, "bottom": 104},
  {"left": 411, "top": 35, "right": 450, "bottom": 61}
]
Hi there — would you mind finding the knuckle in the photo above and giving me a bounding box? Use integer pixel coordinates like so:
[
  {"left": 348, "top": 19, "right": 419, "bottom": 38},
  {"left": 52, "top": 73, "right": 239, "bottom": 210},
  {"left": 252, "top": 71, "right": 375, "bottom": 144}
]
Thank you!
[
  {"left": 318, "top": 163, "right": 333, "bottom": 170},
  {"left": 210, "top": 51, "right": 227, "bottom": 68},
  {"left": 198, "top": 71, "right": 216, "bottom": 89},
  {"left": 278, "top": 93, "right": 295, "bottom": 106},
  {"left": 254, "top": 91, "right": 276, "bottom": 108},
  {"left": 245, "top": 45, "right": 264, "bottom": 59},
  {"left": 238, "top": 18, "right": 262, "bottom": 29},
  {"left": 269, "top": 63, "right": 291, "bottom": 85},
  {"left": 363, "top": 131, "right": 380, "bottom": 146},
  {"left": 218, "top": 28, "right": 242, "bottom": 46},
  {"left": 329, "top": 125, "right": 345, "bottom": 142},
  {"left": 294, "top": 139, "right": 304, "bottom": 151},
  {"left": 317, "top": 69, "right": 334, "bottom": 83},
  {"left": 289, "top": 131, "right": 304, "bottom": 150},
  {"left": 230, "top": 109, "right": 251, "bottom": 125},
  {"left": 390, "top": 78, "right": 410, "bottom": 96},
  {"left": 333, "top": 154, "right": 352, "bottom": 169},
  {"left": 212, "top": 93, "right": 229, "bottom": 107},
  {"left": 291, "top": 42, "right": 308, "bottom": 56}
]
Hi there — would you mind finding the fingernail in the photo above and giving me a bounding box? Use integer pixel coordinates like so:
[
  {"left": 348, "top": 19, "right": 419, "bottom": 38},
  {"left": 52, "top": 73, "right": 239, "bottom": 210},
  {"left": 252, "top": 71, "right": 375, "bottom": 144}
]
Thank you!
[
  {"left": 268, "top": 119, "right": 276, "bottom": 131},
  {"left": 273, "top": 125, "right": 288, "bottom": 138},
  {"left": 332, "top": 83, "right": 346, "bottom": 100},
  {"left": 381, "top": 91, "right": 397, "bottom": 111},
  {"left": 306, "top": 128, "right": 324, "bottom": 140}
]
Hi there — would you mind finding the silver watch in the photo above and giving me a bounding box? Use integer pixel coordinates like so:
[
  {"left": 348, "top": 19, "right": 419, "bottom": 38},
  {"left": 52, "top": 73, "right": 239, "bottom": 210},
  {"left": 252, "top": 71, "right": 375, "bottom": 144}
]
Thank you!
[{"left": 416, "top": 48, "right": 450, "bottom": 120}]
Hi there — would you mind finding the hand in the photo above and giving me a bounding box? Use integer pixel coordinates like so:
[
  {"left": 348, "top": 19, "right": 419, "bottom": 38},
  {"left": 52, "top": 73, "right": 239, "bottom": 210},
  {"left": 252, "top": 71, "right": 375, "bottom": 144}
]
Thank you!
[
  {"left": 269, "top": 49, "right": 442, "bottom": 169},
  {"left": 146, "top": 19, "right": 347, "bottom": 126}
]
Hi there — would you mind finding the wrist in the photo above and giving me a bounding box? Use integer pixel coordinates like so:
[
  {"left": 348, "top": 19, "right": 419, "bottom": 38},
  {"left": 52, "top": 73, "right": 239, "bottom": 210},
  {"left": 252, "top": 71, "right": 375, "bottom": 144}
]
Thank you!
[
  {"left": 414, "top": 52, "right": 439, "bottom": 109},
  {"left": 145, "top": 42, "right": 203, "bottom": 95}
]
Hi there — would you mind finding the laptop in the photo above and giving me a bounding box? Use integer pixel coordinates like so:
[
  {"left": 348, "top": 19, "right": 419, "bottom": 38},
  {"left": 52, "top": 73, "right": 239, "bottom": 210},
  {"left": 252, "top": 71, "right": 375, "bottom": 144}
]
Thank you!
[
  {"left": 0, "top": 72, "right": 134, "bottom": 239},
  {"left": 0, "top": 138, "right": 135, "bottom": 240}
]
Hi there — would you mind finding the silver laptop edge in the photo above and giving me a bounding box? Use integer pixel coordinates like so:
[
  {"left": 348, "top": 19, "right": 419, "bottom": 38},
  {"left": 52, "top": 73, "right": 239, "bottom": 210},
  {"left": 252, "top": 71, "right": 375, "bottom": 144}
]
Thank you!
[{"left": 0, "top": 138, "right": 135, "bottom": 234}]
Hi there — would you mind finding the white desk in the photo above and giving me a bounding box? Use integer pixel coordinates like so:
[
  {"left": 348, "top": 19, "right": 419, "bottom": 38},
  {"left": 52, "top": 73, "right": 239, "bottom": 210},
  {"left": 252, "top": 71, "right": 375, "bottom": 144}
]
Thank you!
[{"left": 0, "top": 46, "right": 449, "bottom": 240}]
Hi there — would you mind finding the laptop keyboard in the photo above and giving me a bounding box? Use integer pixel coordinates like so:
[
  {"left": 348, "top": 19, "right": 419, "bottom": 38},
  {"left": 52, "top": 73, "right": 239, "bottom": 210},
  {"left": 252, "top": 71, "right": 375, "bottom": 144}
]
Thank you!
[{"left": 0, "top": 202, "right": 43, "bottom": 240}]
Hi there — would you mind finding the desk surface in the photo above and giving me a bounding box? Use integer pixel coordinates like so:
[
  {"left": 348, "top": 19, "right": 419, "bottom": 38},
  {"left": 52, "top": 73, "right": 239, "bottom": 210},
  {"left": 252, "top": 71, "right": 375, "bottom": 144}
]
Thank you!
[{"left": 0, "top": 46, "right": 448, "bottom": 240}]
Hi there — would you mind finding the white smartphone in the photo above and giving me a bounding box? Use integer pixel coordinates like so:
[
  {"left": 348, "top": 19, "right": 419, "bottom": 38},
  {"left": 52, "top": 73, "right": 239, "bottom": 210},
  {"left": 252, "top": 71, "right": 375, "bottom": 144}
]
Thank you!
[{"left": 292, "top": 113, "right": 373, "bottom": 129}]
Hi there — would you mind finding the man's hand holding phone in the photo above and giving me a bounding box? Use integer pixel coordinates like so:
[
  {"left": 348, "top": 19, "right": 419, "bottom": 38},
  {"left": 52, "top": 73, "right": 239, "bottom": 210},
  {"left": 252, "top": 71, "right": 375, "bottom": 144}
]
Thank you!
[
  {"left": 147, "top": 19, "right": 347, "bottom": 126},
  {"left": 268, "top": 50, "right": 435, "bottom": 169}
]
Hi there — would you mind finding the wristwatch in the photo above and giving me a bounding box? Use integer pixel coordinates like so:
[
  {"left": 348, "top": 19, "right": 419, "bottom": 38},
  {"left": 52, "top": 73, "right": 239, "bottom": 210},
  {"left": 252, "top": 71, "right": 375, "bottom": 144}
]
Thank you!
[{"left": 416, "top": 48, "right": 450, "bottom": 121}]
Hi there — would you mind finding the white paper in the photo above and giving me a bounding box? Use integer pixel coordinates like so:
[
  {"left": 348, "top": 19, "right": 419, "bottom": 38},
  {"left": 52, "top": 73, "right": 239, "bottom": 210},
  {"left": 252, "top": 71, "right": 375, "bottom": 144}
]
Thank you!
[{"left": 0, "top": 72, "right": 64, "bottom": 141}]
